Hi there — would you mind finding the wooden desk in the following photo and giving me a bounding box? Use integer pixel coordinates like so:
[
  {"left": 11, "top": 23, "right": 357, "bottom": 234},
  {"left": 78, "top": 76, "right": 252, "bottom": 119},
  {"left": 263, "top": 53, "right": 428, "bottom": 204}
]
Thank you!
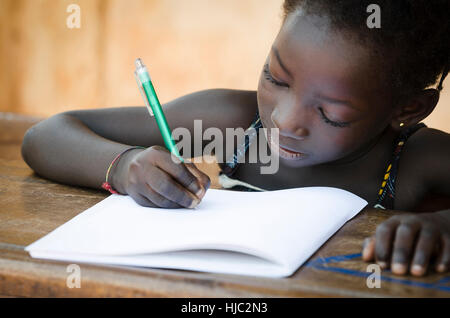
[{"left": 0, "top": 112, "right": 448, "bottom": 297}]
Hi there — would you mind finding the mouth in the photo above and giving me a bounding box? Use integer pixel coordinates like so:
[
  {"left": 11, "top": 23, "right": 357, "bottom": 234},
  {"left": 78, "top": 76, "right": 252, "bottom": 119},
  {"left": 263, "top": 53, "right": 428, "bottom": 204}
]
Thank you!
[{"left": 267, "top": 131, "right": 307, "bottom": 160}]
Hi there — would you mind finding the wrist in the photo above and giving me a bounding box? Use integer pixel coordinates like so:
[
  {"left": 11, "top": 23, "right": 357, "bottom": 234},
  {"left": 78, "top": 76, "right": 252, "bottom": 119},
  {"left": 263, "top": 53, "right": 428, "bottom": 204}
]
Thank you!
[{"left": 109, "top": 148, "right": 145, "bottom": 195}]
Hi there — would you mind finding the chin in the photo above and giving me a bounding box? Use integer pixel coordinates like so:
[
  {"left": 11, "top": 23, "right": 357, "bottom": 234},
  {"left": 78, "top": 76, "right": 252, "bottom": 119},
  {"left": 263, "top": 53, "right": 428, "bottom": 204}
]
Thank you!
[{"left": 278, "top": 156, "right": 315, "bottom": 168}]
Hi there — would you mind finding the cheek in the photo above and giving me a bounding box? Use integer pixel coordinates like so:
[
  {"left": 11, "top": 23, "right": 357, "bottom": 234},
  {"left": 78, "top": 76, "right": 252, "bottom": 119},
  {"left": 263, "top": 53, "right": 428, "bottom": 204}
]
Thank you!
[
  {"left": 257, "top": 79, "right": 276, "bottom": 120},
  {"left": 310, "top": 125, "right": 372, "bottom": 162},
  {"left": 314, "top": 130, "right": 355, "bottom": 157},
  {"left": 257, "top": 74, "right": 272, "bottom": 101}
]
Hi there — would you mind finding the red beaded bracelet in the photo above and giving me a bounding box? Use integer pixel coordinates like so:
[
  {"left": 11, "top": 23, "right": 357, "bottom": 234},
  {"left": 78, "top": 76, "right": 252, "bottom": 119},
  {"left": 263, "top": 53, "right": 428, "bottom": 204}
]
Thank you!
[{"left": 101, "top": 146, "right": 146, "bottom": 194}]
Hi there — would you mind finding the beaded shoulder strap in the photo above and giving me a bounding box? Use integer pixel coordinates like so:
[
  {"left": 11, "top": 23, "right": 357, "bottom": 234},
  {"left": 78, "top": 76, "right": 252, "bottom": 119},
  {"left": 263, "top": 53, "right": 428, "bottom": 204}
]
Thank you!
[
  {"left": 220, "top": 110, "right": 263, "bottom": 178},
  {"left": 374, "top": 123, "right": 427, "bottom": 209}
]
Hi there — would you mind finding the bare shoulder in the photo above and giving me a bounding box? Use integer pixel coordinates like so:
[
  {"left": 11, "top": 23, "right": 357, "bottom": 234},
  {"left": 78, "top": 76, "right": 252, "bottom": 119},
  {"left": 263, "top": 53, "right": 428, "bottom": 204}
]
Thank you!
[
  {"left": 399, "top": 126, "right": 450, "bottom": 201},
  {"left": 403, "top": 126, "right": 450, "bottom": 161}
]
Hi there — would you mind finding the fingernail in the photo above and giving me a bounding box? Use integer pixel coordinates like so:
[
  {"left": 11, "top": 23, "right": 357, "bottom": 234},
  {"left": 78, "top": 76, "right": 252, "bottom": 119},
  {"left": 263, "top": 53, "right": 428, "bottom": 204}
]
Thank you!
[
  {"left": 392, "top": 263, "right": 407, "bottom": 274},
  {"left": 195, "top": 187, "right": 205, "bottom": 199},
  {"left": 437, "top": 264, "right": 446, "bottom": 273},
  {"left": 378, "top": 261, "right": 387, "bottom": 269},
  {"left": 362, "top": 247, "right": 370, "bottom": 261},
  {"left": 189, "top": 199, "right": 200, "bottom": 209},
  {"left": 171, "top": 153, "right": 183, "bottom": 164},
  {"left": 411, "top": 264, "right": 424, "bottom": 276},
  {"left": 362, "top": 238, "right": 370, "bottom": 249}
]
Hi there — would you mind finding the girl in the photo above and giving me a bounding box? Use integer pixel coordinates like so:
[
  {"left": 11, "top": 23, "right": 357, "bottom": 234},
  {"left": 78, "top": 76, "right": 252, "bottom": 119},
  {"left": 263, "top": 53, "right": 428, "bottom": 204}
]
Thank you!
[{"left": 22, "top": 0, "right": 450, "bottom": 277}]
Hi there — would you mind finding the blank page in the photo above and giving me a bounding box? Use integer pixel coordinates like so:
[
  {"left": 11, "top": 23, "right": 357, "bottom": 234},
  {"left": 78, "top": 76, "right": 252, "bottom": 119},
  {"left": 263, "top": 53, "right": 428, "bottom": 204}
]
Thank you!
[{"left": 26, "top": 187, "right": 367, "bottom": 277}]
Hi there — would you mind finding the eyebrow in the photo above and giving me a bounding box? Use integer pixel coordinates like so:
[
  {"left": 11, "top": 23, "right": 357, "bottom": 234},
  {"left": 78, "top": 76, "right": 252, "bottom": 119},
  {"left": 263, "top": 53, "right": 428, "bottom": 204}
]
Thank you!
[{"left": 271, "top": 46, "right": 292, "bottom": 78}]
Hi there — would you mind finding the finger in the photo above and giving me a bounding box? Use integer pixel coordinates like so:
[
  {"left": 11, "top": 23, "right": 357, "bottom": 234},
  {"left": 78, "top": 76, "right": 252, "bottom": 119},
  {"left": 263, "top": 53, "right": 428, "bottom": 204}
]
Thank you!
[
  {"left": 184, "top": 162, "right": 211, "bottom": 198},
  {"left": 151, "top": 147, "right": 205, "bottom": 198},
  {"left": 435, "top": 235, "right": 450, "bottom": 273},
  {"left": 391, "top": 222, "right": 421, "bottom": 275},
  {"left": 410, "top": 226, "right": 438, "bottom": 276},
  {"left": 149, "top": 166, "right": 200, "bottom": 209},
  {"left": 131, "top": 192, "right": 158, "bottom": 208},
  {"left": 375, "top": 217, "right": 401, "bottom": 269},
  {"left": 362, "top": 236, "right": 376, "bottom": 262},
  {"left": 140, "top": 183, "right": 182, "bottom": 209}
]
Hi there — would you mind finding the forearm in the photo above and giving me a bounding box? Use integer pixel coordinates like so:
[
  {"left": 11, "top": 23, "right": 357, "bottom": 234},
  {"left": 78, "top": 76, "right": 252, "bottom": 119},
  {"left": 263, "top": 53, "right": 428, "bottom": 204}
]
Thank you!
[{"left": 21, "top": 113, "right": 140, "bottom": 190}]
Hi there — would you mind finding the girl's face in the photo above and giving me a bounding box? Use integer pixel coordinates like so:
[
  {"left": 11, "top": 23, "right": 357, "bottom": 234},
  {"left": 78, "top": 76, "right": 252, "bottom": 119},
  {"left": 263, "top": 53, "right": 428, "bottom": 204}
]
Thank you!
[{"left": 257, "top": 11, "right": 395, "bottom": 168}]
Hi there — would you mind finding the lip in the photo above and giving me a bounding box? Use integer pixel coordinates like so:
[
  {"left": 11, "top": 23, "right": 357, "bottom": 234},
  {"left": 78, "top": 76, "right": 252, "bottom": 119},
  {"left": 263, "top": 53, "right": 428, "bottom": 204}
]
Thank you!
[{"left": 267, "top": 132, "right": 307, "bottom": 160}]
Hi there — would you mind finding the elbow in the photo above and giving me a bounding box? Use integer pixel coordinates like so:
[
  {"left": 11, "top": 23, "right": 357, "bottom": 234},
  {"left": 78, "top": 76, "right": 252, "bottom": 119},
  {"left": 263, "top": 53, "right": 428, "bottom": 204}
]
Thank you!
[
  {"left": 21, "top": 123, "right": 41, "bottom": 170},
  {"left": 20, "top": 112, "right": 71, "bottom": 171}
]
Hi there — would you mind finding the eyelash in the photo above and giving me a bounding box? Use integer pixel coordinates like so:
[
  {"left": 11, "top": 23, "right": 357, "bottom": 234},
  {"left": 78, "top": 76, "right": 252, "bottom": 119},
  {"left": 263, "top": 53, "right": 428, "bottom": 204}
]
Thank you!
[
  {"left": 263, "top": 64, "right": 289, "bottom": 88},
  {"left": 318, "top": 107, "right": 351, "bottom": 128}
]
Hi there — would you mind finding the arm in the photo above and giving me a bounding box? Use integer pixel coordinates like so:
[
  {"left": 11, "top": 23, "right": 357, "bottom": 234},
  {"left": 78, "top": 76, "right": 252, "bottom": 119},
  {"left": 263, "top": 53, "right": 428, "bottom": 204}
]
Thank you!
[
  {"left": 21, "top": 88, "right": 258, "bottom": 190},
  {"left": 362, "top": 128, "right": 450, "bottom": 276},
  {"left": 21, "top": 112, "right": 138, "bottom": 189}
]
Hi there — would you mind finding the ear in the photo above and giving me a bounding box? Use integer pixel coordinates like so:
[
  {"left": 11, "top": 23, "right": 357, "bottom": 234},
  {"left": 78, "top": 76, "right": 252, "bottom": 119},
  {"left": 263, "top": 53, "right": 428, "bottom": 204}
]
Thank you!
[{"left": 390, "top": 89, "right": 440, "bottom": 131}]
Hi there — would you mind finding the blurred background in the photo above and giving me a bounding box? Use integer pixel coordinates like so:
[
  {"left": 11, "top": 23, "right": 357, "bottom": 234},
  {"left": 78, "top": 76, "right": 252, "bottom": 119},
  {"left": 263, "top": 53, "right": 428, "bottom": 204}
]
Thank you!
[{"left": 0, "top": 0, "right": 448, "bottom": 132}]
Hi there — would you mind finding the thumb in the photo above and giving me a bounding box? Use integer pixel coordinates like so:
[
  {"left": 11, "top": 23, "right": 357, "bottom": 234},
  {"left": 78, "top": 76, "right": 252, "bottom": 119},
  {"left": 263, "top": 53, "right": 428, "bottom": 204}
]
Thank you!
[{"left": 184, "top": 160, "right": 211, "bottom": 197}]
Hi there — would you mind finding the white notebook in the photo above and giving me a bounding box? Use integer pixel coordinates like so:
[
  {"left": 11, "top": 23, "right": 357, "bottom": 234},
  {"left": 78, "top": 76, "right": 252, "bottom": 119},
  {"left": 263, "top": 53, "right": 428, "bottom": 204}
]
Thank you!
[{"left": 26, "top": 187, "right": 367, "bottom": 278}]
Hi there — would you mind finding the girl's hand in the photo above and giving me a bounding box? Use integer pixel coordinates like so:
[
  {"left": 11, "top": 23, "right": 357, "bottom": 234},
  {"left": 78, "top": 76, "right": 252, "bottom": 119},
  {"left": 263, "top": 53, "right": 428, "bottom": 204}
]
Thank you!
[
  {"left": 112, "top": 145, "right": 211, "bottom": 209},
  {"left": 362, "top": 211, "right": 450, "bottom": 276}
]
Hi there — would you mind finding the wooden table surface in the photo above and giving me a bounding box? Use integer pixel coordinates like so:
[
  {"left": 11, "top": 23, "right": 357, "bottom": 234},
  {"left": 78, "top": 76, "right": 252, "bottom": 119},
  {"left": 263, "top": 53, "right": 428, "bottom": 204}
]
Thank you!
[{"left": 0, "top": 112, "right": 449, "bottom": 298}]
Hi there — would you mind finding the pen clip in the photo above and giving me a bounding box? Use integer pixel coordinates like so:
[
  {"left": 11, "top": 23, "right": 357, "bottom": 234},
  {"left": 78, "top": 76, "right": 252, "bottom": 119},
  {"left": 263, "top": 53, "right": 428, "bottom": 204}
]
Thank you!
[{"left": 134, "top": 71, "right": 154, "bottom": 117}]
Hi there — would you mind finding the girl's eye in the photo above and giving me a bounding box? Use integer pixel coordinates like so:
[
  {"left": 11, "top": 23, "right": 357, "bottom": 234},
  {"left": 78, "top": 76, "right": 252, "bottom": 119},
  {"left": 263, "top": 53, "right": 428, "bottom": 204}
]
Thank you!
[
  {"left": 263, "top": 64, "right": 289, "bottom": 88},
  {"left": 318, "top": 107, "right": 351, "bottom": 128}
]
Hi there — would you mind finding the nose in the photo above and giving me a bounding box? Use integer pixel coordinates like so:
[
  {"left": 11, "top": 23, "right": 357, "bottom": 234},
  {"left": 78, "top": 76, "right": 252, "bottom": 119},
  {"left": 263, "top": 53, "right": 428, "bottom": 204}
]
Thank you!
[{"left": 271, "top": 107, "right": 309, "bottom": 140}]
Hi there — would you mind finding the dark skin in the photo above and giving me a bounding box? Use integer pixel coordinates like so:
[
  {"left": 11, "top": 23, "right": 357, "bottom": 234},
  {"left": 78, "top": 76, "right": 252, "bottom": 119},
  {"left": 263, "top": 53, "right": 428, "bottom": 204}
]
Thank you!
[{"left": 21, "top": 12, "right": 450, "bottom": 277}]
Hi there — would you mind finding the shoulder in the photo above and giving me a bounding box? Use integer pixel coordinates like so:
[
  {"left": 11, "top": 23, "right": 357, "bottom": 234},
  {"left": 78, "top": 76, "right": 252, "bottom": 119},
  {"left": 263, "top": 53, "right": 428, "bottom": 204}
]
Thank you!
[
  {"left": 402, "top": 126, "right": 450, "bottom": 161},
  {"left": 399, "top": 126, "right": 450, "bottom": 198}
]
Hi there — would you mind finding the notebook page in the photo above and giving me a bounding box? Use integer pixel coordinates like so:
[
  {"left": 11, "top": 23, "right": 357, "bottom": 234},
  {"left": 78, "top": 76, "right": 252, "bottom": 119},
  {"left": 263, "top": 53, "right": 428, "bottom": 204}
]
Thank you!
[
  {"left": 26, "top": 187, "right": 367, "bottom": 277},
  {"left": 29, "top": 249, "right": 291, "bottom": 278}
]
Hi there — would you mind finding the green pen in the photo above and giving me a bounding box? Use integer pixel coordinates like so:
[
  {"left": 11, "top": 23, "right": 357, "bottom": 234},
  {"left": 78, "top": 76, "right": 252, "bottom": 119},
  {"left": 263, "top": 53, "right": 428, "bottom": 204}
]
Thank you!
[{"left": 134, "top": 58, "right": 183, "bottom": 162}]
